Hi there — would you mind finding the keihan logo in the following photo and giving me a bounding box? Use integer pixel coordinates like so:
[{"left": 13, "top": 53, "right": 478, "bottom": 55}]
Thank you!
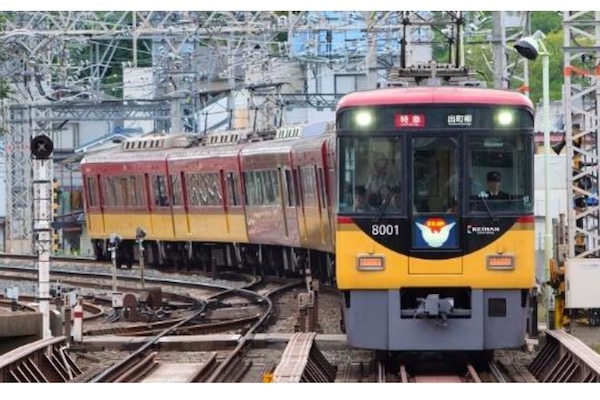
[{"left": 416, "top": 217, "right": 456, "bottom": 248}]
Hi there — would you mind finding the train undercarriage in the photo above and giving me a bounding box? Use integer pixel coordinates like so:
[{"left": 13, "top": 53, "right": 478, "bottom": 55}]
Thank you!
[{"left": 91, "top": 238, "right": 335, "bottom": 284}]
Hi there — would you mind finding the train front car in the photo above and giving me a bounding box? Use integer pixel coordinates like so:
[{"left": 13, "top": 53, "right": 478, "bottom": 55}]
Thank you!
[{"left": 335, "top": 87, "right": 535, "bottom": 352}]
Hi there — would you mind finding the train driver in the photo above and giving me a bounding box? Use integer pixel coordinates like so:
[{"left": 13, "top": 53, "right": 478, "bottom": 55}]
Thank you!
[{"left": 478, "top": 171, "right": 510, "bottom": 200}]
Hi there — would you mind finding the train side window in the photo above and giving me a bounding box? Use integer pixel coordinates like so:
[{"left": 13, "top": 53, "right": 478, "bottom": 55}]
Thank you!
[
  {"left": 300, "top": 166, "right": 317, "bottom": 207},
  {"left": 318, "top": 167, "right": 327, "bottom": 209},
  {"left": 86, "top": 176, "right": 98, "bottom": 207},
  {"left": 153, "top": 175, "right": 170, "bottom": 207},
  {"left": 243, "top": 171, "right": 252, "bottom": 206},
  {"left": 127, "top": 177, "right": 137, "bottom": 206},
  {"left": 265, "top": 170, "right": 280, "bottom": 205},
  {"left": 285, "top": 170, "right": 296, "bottom": 206},
  {"left": 195, "top": 173, "right": 222, "bottom": 206},
  {"left": 186, "top": 173, "right": 201, "bottom": 206},
  {"left": 113, "top": 177, "right": 125, "bottom": 206},
  {"left": 135, "top": 176, "right": 146, "bottom": 206},
  {"left": 103, "top": 177, "right": 116, "bottom": 207},
  {"left": 226, "top": 172, "right": 240, "bottom": 206},
  {"left": 170, "top": 174, "right": 184, "bottom": 206}
]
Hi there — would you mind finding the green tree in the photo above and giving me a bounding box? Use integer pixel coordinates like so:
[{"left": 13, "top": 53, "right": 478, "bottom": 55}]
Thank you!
[{"left": 531, "top": 11, "right": 563, "bottom": 35}]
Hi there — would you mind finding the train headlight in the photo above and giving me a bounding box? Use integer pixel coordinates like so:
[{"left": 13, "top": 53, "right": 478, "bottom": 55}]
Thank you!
[
  {"left": 356, "top": 254, "right": 385, "bottom": 271},
  {"left": 355, "top": 111, "right": 373, "bottom": 128},
  {"left": 486, "top": 254, "right": 515, "bottom": 270},
  {"left": 496, "top": 110, "right": 514, "bottom": 126}
]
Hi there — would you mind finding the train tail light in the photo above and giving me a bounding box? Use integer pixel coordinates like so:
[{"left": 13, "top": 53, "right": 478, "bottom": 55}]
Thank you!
[
  {"left": 357, "top": 255, "right": 385, "bottom": 271},
  {"left": 486, "top": 254, "right": 515, "bottom": 270}
]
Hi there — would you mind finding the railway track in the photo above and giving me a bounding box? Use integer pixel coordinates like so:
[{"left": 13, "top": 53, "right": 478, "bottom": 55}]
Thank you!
[
  {"left": 86, "top": 279, "right": 303, "bottom": 382},
  {"left": 4, "top": 254, "right": 600, "bottom": 384}
]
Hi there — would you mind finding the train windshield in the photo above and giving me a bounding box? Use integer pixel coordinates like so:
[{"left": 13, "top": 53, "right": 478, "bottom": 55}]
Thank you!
[
  {"left": 338, "top": 137, "right": 403, "bottom": 214},
  {"left": 467, "top": 134, "right": 533, "bottom": 213},
  {"left": 413, "top": 136, "right": 459, "bottom": 214}
]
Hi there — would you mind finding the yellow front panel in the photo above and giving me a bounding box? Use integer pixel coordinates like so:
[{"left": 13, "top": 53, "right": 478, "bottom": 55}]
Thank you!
[
  {"left": 183, "top": 213, "right": 248, "bottom": 243},
  {"left": 336, "top": 222, "right": 534, "bottom": 290},
  {"left": 409, "top": 256, "right": 462, "bottom": 275}
]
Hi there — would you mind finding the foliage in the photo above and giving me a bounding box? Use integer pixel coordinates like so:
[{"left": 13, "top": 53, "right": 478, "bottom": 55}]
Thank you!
[
  {"left": 463, "top": 12, "right": 566, "bottom": 104},
  {"left": 531, "top": 12, "right": 563, "bottom": 34}
]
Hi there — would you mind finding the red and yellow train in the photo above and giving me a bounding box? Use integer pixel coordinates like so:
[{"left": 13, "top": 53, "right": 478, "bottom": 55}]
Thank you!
[
  {"left": 82, "top": 123, "right": 336, "bottom": 281},
  {"left": 82, "top": 86, "right": 536, "bottom": 352}
]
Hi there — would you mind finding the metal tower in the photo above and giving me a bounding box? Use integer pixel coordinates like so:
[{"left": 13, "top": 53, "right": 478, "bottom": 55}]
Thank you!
[
  {"left": 563, "top": 11, "right": 600, "bottom": 258},
  {"left": 559, "top": 11, "right": 600, "bottom": 326},
  {"left": 1, "top": 11, "right": 487, "bottom": 254}
]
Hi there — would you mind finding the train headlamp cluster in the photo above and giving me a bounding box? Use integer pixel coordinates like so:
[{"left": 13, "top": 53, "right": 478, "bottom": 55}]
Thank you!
[{"left": 356, "top": 254, "right": 385, "bottom": 271}]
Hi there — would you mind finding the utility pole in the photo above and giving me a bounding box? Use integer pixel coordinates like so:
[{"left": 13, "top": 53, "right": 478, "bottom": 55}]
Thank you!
[{"left": 492, "top": 11, "right": 508, "bottom": 89}]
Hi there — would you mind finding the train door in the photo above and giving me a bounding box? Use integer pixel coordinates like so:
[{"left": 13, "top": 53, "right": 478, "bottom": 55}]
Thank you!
[
  {"left": 169, "top": 171, "right": 188, "bottom": 235},
  {"left": 297, "top": 166, "right": 308, "bottom": 243},
  {"left": 92, "top": 174, "right": 105, "bottom": 234},
  {"left": 278, "top": 167, "right": 289, "bottom": 238},
  {"left": 149, "top": 174, "right": 173, "bottom": 238},
  {"left": 317, "top": 166, "right": 329, "bottom": 246},
  {"left": 409, "top": 135, "right": 462, "bottom": 274},
  {"left": 220, "top": 169, "right": 233, "bottom": 234}
]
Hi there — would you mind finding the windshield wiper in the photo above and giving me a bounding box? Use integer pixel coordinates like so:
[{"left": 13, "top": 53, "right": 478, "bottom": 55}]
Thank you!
[
  {"left": 375, "top": 191, "right": 395, "bottom": 224},
  {"left": 478, "top": 194, "right": 498, "bottom": 223}
]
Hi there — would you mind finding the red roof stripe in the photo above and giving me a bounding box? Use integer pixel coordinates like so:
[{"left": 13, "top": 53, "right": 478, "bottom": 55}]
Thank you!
[{"left": 336, "top": 87, "right": 534, "bottom": 110}]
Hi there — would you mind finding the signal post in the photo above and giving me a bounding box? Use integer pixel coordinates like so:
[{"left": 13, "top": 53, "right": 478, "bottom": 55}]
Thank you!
[{"left": 31, "top": 134, "right": 54, "bottom": 339}]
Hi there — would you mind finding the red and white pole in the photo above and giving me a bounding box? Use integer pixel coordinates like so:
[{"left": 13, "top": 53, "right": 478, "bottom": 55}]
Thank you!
[{"left": 72, "top": 299, "right": 84, "bottom": 343}]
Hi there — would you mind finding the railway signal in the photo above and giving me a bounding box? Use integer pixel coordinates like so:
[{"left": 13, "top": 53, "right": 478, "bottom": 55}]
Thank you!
[
  {"left": 108, "top": 233, "right": 124, "bottom": 311},
  {"left": 31, "top": 134, "right": 53, "bottom": 339},
  {"left": 136, "top": 227, "right": 147, "bottom": 289},
  {"left": 30, "top": 135, "right": 54, "bottom": 160}
]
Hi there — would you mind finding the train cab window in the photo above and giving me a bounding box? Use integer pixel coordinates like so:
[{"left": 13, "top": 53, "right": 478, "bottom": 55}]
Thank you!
[
  {"left": 170, "top": 174, "right": 184, "bottom": 206},
  {"left": 338, "top": 137, "right": 403, "bottom": 213},
  {"left": 412, "top": 137, "right": 458, "bottom": 214},
  {"left": 153, "top": 175, "right": 170, "bottom": 207},
  {"left": 468, "top": 135, "right": 533, "bottom": 213}
]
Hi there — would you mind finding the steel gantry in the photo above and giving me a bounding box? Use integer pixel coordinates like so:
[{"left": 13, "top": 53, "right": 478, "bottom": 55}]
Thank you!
[
  {"left": 0, "top": 11, "right": 483, "bottom": 254},
  {"left": 5, "top": 101, "right": 172, "bottom": 253},
  {"left": 556, "top": 11, "right": 600, "bottom": 327}
]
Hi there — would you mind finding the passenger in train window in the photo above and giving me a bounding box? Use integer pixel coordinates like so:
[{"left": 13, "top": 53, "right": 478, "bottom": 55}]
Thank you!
[
  {"left": 370, "top": 184, "right": 400, "bottom": 211},
  {"left": 354, "top": 186, "right": 371, "bottom": 212},
  {"left": 365, "top": 154, "right": 397, "bottom": 197}
]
